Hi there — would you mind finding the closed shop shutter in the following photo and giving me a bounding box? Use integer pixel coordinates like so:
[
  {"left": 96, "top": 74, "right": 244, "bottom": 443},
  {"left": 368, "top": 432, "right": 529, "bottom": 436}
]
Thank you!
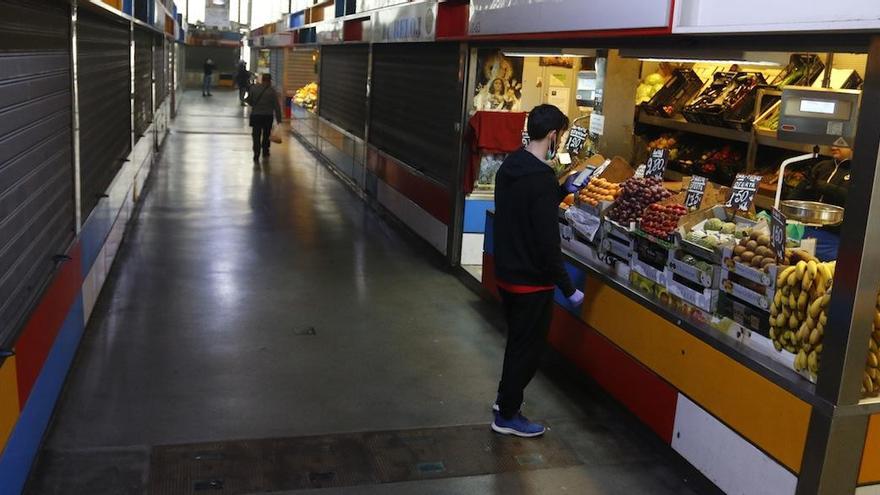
[
  {"left": 133, "top": 27, "right": 153, "bottom": 136},
  {"left": 154, "top": 35, "right": 167, "bottom": 108},
  {"left": 319, "top": 44, "right": 368, "bottom": 138},
  {"left": 77, "top": 8, "right": 131, "bottom": 220},
  {"left": 283, "top": 48, "right": 318, "bottom": 95},
  {"left": 0, "top": 0, "right": 75, "bottom": 346},
  {"left": 369, "top": 43, "right": 463, "bottom": 186}
]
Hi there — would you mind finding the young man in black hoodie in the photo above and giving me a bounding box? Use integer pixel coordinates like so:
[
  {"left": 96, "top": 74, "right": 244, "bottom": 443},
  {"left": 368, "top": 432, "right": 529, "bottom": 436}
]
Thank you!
[{"left": 491, "top": 104, "right": 585, "bottom": 438}]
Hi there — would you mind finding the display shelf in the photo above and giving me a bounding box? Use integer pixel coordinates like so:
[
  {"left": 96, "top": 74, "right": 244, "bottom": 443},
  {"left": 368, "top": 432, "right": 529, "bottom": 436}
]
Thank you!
[
  {"left": 552, "top": 237, "right": 831, "bottom": 412},
  {"left": 638, "top": 109, "right": 751, "bottom": 143}
]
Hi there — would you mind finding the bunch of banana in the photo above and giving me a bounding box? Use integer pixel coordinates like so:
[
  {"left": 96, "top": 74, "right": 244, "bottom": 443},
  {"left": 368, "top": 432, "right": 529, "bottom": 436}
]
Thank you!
[
  {"left": 769, "top": 257, "right": 835, "bottom": 372},
  {"left": 862, "top": 291, "right": 880, "bottom": 398}
]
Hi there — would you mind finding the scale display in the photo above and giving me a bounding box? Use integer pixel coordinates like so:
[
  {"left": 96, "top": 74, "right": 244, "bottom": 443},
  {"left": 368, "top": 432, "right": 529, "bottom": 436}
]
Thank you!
[{"left": 778, "top": 87, "right": 861, "bottom": 147}]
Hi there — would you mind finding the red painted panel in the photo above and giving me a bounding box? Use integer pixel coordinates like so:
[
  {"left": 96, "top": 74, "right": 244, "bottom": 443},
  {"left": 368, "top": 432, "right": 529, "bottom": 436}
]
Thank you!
[
  {"left": 343, "top": 19, "right": 364, "bottom": 42},
  {"left": 367, "top": 147, "right": 451, "bottom": 225},
  {"left": 15, "top": 243, "right": 82, "bottom": 407},
  {"left": 436, "top": 2, "right": 469, "bottom": 39},
  {"left": 547, "top": 306, "right": 678, "bottom": 444},
  {"left": 481, "top": 253, "right": 500, "bottom": 300}
]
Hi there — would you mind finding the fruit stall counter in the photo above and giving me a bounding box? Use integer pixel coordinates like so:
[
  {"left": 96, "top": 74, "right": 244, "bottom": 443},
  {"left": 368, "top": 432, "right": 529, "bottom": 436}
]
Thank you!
[{"left": 481, "top": 209, "right": 880, "bottom": 494}]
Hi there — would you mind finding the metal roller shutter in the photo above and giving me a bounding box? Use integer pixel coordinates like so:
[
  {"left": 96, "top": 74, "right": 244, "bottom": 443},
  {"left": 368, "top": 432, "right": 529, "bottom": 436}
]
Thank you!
[
  {"left": 284, "top": 48, "right": 317, "bottom": 95},
  {"left": 0, "top": 0, "right": 75, "bottom": 346},
  {"left": 77, "top": 9, "right": 131, "bottom": 220},
  {"left": 319, "top": 44, "right": 368, "bottom": 138},
  {"left": 154, "top": 35, "right": 167, "bottom": 108},
  {"left": 369, "top": 43, "right": 463, "bottom": 186},
  {"left": 133, "top": 27, "right": 153, "bottom": 137}
]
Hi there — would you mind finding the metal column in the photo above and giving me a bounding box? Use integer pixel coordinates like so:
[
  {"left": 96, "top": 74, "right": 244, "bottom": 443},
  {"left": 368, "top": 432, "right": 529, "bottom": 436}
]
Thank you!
[
  {"left": 70, "top": 0, "right": 82, "bottom": 232},
  {"left": 796, "top": 35, "right": 880, "bottom": 495}
]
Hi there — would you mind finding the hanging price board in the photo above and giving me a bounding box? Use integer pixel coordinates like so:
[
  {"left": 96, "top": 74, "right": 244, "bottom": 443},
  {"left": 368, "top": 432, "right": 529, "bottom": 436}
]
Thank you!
[
  {"left": 684, "top": 175, "right": 708, "bottom": 210},
  {"left": 565, "top": 125, "right": 589, "bottom": 155},
  {"left": 725, "top": 174, "right": 761, "bottom": 212},
  {"left": 771, "top": 208, "right": 787, "bottom": 263},
  {"left": 644, "top": 148, "right": 669, "bottom": 179},
  {"left": 521, "top": 130, "right": 530, "bottom": 147}
]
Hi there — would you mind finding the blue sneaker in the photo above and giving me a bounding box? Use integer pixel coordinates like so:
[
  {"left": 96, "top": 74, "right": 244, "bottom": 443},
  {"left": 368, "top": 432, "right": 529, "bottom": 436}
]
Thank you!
[{"left": 491, "top": 412, "right": 546, "bottom": 437}]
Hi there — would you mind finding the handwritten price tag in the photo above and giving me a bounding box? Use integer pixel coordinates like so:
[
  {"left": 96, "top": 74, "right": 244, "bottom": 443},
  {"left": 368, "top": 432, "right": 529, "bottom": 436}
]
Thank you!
[
  {"left": 565, "top": 125, "right": 589, "bottom": 155},
  {"left": 725, "top": 174, "right": 761, "bottom": 212},
  {"left": 521, "top": 130, "right": 530, "bottom": 147},
  {"left": 645, "top": 148, "right": 669, "bottom": 179},
  {"left": 685, "top": 175, "right": 708, "bottom": 211},
  {"left": 771, "top": 208, "right": 787, "bottom": 263}
]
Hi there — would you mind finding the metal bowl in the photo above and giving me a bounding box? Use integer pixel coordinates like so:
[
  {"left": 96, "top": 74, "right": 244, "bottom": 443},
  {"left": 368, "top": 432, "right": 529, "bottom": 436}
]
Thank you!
[{"left": 780, "top": 200, "right": 845, "bottom": 226}]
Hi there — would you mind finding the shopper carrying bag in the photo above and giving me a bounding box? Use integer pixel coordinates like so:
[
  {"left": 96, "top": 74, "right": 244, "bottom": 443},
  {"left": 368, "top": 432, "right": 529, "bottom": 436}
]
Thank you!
[{"left": 246, "top": 73, "right": 283, "bottom": 162}]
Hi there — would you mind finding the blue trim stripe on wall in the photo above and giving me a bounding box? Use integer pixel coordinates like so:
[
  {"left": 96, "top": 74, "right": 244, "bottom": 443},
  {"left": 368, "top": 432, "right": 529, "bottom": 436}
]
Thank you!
[{"left": 0, "top": 297, "right": 85, "bottom": 494}]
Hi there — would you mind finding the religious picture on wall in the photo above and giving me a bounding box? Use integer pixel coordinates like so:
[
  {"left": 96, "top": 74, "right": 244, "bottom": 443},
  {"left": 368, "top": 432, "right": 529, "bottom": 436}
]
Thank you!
[
  {"left": 540, "top": 56, "right": 575, "bottom": 68},
  {"left": 473, "top": 50, "right": 523, "bottom": 112}
]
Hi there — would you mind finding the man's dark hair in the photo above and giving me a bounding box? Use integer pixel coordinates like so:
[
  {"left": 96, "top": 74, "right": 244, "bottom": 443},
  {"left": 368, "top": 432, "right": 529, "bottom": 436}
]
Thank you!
[
  {"left": 262, "top": 73, "right": 272, "bottom": 83},
  {"left": 527, "top": 104, "right": 569, "bottom": 140}
]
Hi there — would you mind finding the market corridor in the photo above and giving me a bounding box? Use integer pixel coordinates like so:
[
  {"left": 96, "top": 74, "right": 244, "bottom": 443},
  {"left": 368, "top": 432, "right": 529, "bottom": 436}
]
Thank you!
[{"left": 24, "top": 90, "right": 708, "bottom": 494}]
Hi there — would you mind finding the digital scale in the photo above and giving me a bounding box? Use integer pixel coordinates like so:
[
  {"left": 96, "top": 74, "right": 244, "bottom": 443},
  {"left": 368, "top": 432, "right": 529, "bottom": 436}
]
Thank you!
[{"left": 773, "top": 87, "right": 861, "bottom": 225}]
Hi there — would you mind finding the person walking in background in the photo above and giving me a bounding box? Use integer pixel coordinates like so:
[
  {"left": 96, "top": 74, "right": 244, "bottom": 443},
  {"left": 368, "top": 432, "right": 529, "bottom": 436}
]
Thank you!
[
  {"left": 234, "top": 61, "right": 251, "bottom": 106},
  {"left": 246, "top": 73, "right": 283, "bottom": 163},
  {"left": 491, "top": 104, "right": 585, "bottom": 438},
  {"left": 202, "top": 58, "right": 216, "bottom": 97}
]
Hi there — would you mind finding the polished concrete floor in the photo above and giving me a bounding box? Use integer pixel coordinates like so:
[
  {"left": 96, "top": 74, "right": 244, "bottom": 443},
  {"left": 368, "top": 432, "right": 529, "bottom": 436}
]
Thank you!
[{"left": 25, "top": 90, "right": 716, "bottom": 494}]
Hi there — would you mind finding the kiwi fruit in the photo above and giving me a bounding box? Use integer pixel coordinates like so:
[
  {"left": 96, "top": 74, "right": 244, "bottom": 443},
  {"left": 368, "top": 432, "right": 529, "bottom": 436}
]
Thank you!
[
  {"left": 733, "top": 245, "right": 747, "bottom": 256},
  {"left": 741, "top": 251, "right": 755, "bottom": 263},
  {"left": 762, "top": 258, "right": 776, "bottom": 268},
  {"left": 733, "top": 256, "right": 741, "bottom": 263},
  {"left": 746, "top": 240, "right": 758, "bottom": 251},
  {"left": 755, "top": 246, "right": 771, "bottom": 258},
  {"left": 750, "top": 231, "right": 761, "bottom": 241},
  {"left": 751, "top": 255, "right": 764, "bottom": 267},
  {"left": 757, "top": 234, "right": 771, "bottom": 247}
]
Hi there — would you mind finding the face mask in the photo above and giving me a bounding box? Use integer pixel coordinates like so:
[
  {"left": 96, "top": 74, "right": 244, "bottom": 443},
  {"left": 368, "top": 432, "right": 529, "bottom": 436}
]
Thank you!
[{"left": 546, "top": 136, "right": 557, "bottom": 161}]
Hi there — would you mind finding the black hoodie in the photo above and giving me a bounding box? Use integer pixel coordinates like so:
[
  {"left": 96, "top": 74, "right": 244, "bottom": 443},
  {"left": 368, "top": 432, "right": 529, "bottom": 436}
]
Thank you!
[{"left": 493, "top": 148, "right": 575, "bottom": 296}]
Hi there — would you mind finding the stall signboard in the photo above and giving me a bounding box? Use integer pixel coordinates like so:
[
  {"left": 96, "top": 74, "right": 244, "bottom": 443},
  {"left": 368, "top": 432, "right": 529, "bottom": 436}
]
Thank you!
[
  {"left": 358, "top": 0, "right": 410, "bottom": 13},
  {"left": 725, "top": 174, "right": 761, "bottom": 212},
  {"left": 468, "top": 0, "right": 672, "bottom": 36},
  {"left": 317, "top": 19, "right": 344, "bottom": 44},
  {"left": 205, "top": 2, "right": 230, "bottom": 29},
  {"left": 566, "top": 125, "right": 589, "bottom": 155},
  {"left": 644, "top": 148, "right": 669, "bottom": 179},
  {"left": 290, "top": 0, "right": 312, "bottom": 13},
  {"left": 685, "top": 175, "right": 707, "bottom": 210},
  {"left": 771, "top": 208, "right": 787, "bottom": 262},
  {"left": 673, "top": 0, "right": 880, "bottom": 33},
  {"left": 373, "top": 1, "right": 437, "bottom": 43}
]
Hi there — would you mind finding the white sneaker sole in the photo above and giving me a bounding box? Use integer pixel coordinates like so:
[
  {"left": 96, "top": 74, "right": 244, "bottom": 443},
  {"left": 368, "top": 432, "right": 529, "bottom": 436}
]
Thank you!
[{"left": 491, "top": 422, "right": 545, "bottom": 438}]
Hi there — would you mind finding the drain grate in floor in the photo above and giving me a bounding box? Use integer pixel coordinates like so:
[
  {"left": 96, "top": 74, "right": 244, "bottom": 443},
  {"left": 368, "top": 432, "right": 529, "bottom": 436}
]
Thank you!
[{"left": 149, "top": 423, "right": 580, "bottom": 494}]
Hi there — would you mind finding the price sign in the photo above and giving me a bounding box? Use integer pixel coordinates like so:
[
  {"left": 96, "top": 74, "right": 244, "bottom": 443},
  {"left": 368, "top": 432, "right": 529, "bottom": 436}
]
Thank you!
[
  {"left": 644, "top": 148, "right": 669, "bottom": 179},
  {"left": 684, "top": 175, "right": 708, "bottom": 210},
  {"left": 565, "top": 125, "right": 589, "bottom": 155},
  {"left": 592, "top": 159, "right": 611, "bottom": 179},
  {"left": 521, "top": 129, "right": 530, "bottom": 147},
  {"left": 725, "top": 174, "right": 761, "bottom": 212},
  {"left": 771, "top": 208, "right": 787, "bottom": 263}
]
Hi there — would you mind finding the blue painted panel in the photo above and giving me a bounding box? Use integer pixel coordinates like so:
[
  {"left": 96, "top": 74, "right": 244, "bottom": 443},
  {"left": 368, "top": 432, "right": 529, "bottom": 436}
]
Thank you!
[
  {"left": 464, "top": 199, "right": 494, "bottom": 234},
  {"left": 123, "top": 0, "right": 133, "bottom": 14},
  {"left": 483, "top": 212, "right": 494, "bottom": 255},
  {"left": 554, "top": 261, "right": 587, "bottom": 315},
  {"left": 290, "top": 12, "right": 306, "bottom": 28},
  {"left": 0, "top": 297, "right": 85, "bottom": 495}
]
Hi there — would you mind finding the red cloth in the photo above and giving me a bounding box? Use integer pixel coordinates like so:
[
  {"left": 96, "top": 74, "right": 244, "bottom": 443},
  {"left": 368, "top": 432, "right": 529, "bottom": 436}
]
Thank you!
[
  {"left": 464, "top": 111, "right": 528, "bottom": 195},
  {"left": 497, "top": 280, "right": 555, "bottom": 294}
]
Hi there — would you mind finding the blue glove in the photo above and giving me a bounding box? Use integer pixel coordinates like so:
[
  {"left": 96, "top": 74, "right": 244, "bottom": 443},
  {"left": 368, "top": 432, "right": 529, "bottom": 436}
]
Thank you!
[
  {"left": 562, "top": 173, "right": 581, "bottom": 195},
  {"left": 567, "top": 289, "right": 585, "bottom": 307}
]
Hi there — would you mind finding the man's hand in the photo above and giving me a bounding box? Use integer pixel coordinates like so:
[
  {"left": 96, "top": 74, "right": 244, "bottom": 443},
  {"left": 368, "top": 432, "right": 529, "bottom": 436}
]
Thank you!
[{"left": 567, "top": 289, "right": 585, "bottom": 307}]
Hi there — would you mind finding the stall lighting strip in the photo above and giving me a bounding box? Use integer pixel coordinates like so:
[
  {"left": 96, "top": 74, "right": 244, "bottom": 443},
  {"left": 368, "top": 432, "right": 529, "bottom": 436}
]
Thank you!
[{"left": 638, "top": 58, "right": 782, "bottom": 66}]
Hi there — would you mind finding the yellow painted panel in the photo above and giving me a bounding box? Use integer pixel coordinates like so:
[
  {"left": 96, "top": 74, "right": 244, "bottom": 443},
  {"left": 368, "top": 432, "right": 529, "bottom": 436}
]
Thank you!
[
  {"left": 859, "top": 414, "right": 880, "bottom": 484},
  {"left": 581, "top": 277, "right": 811, "bottom": 472},
  {"left": 0, "top": 356, "right": 19, "bottom": 453}
]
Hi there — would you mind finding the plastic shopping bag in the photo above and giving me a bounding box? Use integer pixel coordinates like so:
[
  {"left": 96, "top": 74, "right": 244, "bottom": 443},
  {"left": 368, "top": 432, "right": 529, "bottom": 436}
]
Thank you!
[{"left": 270, "top": 126, "right": 282, "bottom": 144}]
